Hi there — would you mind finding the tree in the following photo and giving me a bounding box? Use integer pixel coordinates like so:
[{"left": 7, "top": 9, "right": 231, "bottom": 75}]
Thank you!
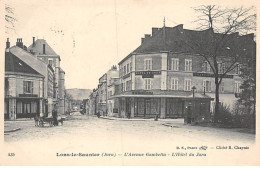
[
  {"left": 238, "top": 49, "right": 256, "bottom": 128},
  {"left": 187, "top": 5, "right": 256, "bottom": 123},
  {"left": 5, "top": 4, "right": 17, "bottom": 33}
]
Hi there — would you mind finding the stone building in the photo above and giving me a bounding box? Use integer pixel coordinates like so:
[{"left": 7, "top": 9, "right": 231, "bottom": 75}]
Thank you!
[
  {"left": 106, "top": 66, "right": 120, "bottom": 117},
  {"left": 113, "top": 24, "right": 254, "bottom": 122},
  {"left": 4, "top": 38, "right": 50, "bottom": 120},
  {"left": 27, "top": 37, "right": 66, "bottom": 115}
]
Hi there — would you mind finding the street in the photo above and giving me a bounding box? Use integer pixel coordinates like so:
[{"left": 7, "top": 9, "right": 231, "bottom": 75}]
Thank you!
[{"left": 3, "top": 112, "right": 256, "bottom": 165}]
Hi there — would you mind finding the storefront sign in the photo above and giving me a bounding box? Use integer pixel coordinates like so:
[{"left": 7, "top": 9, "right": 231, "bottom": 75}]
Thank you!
[
  {"left": 122, "top": 73, "right": 131, "bottom": 79},
  {"left": 132, "top": 91, "right": 153, "bottom": 95},
  {"left": 193, "top": 72, "right": 233, "bottom": 79},
  {"left": 135, "top": 71, "right": 161, "bottom": 78},
  {"left": 19, "top": 94, "right": 38, "bottom": 97}
]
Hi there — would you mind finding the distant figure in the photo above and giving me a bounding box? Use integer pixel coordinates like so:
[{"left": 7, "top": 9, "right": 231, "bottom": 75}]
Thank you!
[
  {"left": 52, "top": 106, "right": 58, "bottom": 126},
  {"left": 97, "top": 111, "right": 101, "bottom": 118},
  {"left": 154, "top": 110, "right": 159, "bottom": 121},
  {"left": 127, "top": 112, "right": 131, "bottom": 119}
]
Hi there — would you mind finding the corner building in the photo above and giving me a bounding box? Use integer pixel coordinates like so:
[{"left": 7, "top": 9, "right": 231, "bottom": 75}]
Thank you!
[{"left": 114, "top": 24, "right": 254, "bottom": 122}]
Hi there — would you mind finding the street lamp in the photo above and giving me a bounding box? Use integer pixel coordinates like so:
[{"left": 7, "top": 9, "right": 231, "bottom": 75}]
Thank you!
[{"left": 192, "top": 86, "right": 196, "bottom": 123}]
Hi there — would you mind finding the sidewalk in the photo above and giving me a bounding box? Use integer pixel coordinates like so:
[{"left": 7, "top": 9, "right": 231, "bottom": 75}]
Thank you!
[
  {"left": 98, "top": 116, "right": 184, "bottom": 122},
  {"left": 4, "top": 118, "right": 34, "bottom": 133}
]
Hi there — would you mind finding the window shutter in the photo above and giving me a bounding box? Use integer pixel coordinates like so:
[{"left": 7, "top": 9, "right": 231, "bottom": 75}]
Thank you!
[
  {"left": 190, "top": 60, "right": 192, "bottom": 71},
  {"left": 176, "top": 79, "right": 179, "bottom": 90},
  {"left": 150, "top": 59, "right": 153, "bottom": 70},
  {"left": 202, "top": 62, "right": 205, "bottom": 72},
  {"left": 150, "top": 79, "right": 153, "bottom": 90},
  {"left": 177, "top": 59, "right": 179, "bottom": 71},
  {"left": 31, "top": 82, "right": 34, "bottom": 94},
  {"left": 23, "top": 81, "right": 26, "bottom": 93},
  {"left": 167, "top": 59, "right": 172, "bottom": 70}
]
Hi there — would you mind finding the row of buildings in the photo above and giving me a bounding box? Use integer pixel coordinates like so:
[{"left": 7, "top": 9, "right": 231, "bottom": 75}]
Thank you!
[
  {"left": 4, "top": 37, "right": 67, "bottom": 120},
  {"left": 88, "top": 24, "right": 255, "bottom": 122}
]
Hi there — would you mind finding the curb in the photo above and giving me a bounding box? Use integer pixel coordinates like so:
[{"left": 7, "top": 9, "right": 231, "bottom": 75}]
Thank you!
[{"left": 4, "top": 128, "right": 21, "bottom": 133}]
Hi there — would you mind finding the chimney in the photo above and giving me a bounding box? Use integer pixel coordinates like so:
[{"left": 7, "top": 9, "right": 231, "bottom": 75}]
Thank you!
[
  {"left": 16, "top": 38, "right": 24, "bottom": 48},
  {"left": 6, "top": 38, "right": 10, "bottom": 49},
  {"left": 141, "top": 38, "right": 145, "bottom": 44},
  {"left": 145, "top": 34, "right": 151, "bottom": 39},
  {"left": 33, "top": 37, "right": 35, "bottom": 46},
  {"left": 152, "top": 28, "right": 159, "bottom": 36},
  {"left": 43, "top": 44, "right": 46, "bottom": 54}
]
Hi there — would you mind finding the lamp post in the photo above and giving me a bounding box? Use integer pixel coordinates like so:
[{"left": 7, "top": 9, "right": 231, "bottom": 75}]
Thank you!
[{"left": 192, "top": 86, "right": 196, "bottom": 123}]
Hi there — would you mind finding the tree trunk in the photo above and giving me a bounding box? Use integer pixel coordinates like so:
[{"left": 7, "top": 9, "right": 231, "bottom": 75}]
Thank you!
[{"left": 214, "top": 78, "right": 220, "bottom": 123}]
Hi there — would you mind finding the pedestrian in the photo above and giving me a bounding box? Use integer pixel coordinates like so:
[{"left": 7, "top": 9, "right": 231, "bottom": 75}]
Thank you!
[
  {"left": 52, "top": 105, "right": 58, "bottom": 126},
  {"left": 154, "top": 110, "right": 159, "bottom": 121},
  {"left": 97, "top": 111, "right": 101, "bottom": 118}
]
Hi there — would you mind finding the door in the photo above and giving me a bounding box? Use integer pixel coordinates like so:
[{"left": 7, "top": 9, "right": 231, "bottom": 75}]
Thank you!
[
  {"left": 23, "top": 102, "right": 31, "bottom": 118},
  {"left": 187, "top": 105, "right": 192, "bottom": 124},
  {"left": 145, "top": 99, "right": 151, "bottom": 117}
]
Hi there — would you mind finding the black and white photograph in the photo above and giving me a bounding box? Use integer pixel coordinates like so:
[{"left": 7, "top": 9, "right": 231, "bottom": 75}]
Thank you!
[{"left": 0, "top": 0, "right": 259, "bottom": 166}]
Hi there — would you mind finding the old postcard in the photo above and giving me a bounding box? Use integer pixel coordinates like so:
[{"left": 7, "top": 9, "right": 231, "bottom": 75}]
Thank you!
[{"left": 0, "top": 0, "right": 260, "bottom": 166}]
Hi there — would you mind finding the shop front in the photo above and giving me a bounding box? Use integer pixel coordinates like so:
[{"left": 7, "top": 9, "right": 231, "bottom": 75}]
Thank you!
[{"left": 115, "top": 91, "right": 212, "bottom": 121}]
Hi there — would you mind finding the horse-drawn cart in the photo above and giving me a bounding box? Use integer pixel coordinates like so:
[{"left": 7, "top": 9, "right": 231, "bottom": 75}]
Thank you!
[{"left": 34, "top": 116, "right": 66, "bottom": 127}]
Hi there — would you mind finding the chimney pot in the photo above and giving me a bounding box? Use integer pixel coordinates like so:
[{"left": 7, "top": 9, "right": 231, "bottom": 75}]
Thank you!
[
  {"left": 141, "top": 38, "right": 145, "bottom": 44},
  {"left": 145, "top": 34, "right": 151, "bottom": 39},
  {"left": 43, "top": 44, "right": 46, "bottom": 54},
  {"left": 33, "top": 37, "right": 35, "bottom": 46},
  {"left": 6, "top": 38, "right": 10, "bottom": 49}
]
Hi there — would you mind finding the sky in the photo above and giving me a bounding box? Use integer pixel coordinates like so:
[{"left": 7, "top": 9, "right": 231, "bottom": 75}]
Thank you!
[{"left": 5, "top": 0, "right": 257, "bottom": 90}]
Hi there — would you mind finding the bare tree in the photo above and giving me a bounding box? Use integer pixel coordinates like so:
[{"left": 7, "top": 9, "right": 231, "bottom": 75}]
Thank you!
[
  {"left": 5, "top": 4, "right": 17, "bottom": 33},
  {"left": 187, "top": 5, "right": 256, "bottom": 123}
]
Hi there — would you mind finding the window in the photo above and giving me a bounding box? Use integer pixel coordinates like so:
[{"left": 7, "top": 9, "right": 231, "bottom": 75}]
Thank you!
[
  {"left": 48, "top": 59, "right": 53, "bottom": 67},
  {"left": 234, "top": 81, "right": 241, "bottom": 93},
  {"left": 171, "top": 58, "right": 179, "bottom": 71},
  {"left": 144, "top": 59, "right": 152, "bottom": 70},
  {"left": 235, "top": 64, "right": 242, "bottom": 74},
  {"left": 130, "top": 62, "right": 132, "bottom": 72},
  {"left": 126, "top": 80, "right": 132, "bottom": 91},
  {"left": 23, "top": 81, "right": 33, "bottom": 94},
  {"left": 218, "top": 62, "right": 225, "bottom": 74},
  {"left": 185, "top": 59, "right": 192, "bottom": 71},
  {"left": 127, "top": 64, "right": 129, "bottom": 73},
  {"left": 123, "top": 66, "right": 126, "bottom": 75},
  {"left": 203, "top": 61, "right": 211, "bottom": 72},
  {"left": 203, "top": 80, "right": 211, "bottom": 92},
  {"left": 184, "top": 79, "right": 191, "bottom": 91},
  {"left": 220, "top": 81, "right": 224, "bottom": 93},
  {"left": 145, "top": 79, "right": 152, "bottom": 90},
  {"left": 171, "top": 78, "right": 179, "bottom": 90}
]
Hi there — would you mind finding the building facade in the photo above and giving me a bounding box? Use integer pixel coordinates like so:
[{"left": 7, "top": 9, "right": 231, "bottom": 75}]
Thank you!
[
  {"left": 106, "top": 66, "right": 120, "bottom": 117},
  {"left": 28, "top": 38, "right": 66, "bottom": 115},
  {"left": 5, "top": 40, "right": 46, "bottom": 120}
]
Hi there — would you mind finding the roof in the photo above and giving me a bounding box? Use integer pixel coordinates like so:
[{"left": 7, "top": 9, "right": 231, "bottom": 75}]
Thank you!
[
  {"left": 119, "top": 24, "right": 256, "bottom": 65},
  {"left": 9, "top": 46, "right": 48, "bottom": 77},
  {"left": 27, "top": 39, "right": 58, "bottom": 56},
  {"left": 5, "top": 52, "right": 43, "bottom": 77}
]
